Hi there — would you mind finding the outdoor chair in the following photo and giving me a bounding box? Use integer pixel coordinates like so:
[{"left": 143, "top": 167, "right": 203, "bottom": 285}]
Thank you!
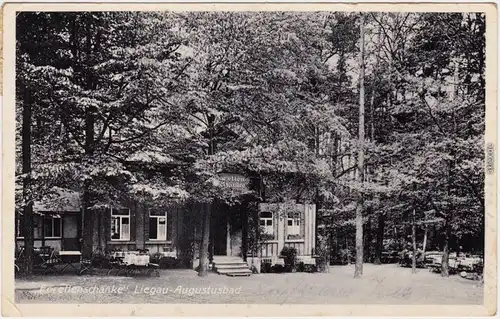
[
  {"left": 146, "top": 262, "right": 160, "bottom": 277},
  {"left": 15, "top": 247, "right": 25, "bottom": 272},
  {"left": 34, "top": 246, "right": 60, "bottom": 274},
  {"left": 473, "top": 261, "right": 484, "bottom": 275},
  {"left": 107, "top": 255, "right": 128, "bottom": 276},
  {"left": 79, "top": 251, "right": 96, "bottom": 275},
  {"left": 81, "top": 248, "right": 116, "bottom": 274}
]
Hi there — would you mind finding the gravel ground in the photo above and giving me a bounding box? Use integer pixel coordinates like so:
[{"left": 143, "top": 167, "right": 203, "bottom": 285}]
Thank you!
[{"left": 15, "top": 264, "right": 483, "bottom": 304}]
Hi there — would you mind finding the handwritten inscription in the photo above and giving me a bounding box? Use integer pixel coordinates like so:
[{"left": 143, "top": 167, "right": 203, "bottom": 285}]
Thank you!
[{"left": 486, "top": 143, "right": 494, "bottom": 175}]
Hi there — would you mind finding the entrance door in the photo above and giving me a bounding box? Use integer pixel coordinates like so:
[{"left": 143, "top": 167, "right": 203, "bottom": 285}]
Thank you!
[
  {"left": 62, "top": 214, "right": 81, "bottom": 251},
  {"left": 212, "top": 207, "right": 228, "bottom": 256}
]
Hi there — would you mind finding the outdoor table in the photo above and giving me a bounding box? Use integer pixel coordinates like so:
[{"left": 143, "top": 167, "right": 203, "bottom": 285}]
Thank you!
[
  {"left": 57, "top": 251, "right": 84, "bottom": 275},
  {"left": 107, "top": 252, "right": 159, "bottom": 277},
  {"left": 162, "top": 251, "right": 177, "bottom": 258},
  {"left": 111, "top": 251, "right": 126, "bottom": 259}
]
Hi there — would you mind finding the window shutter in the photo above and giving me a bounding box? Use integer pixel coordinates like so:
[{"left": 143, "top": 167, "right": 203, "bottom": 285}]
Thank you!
[
  {"left": 149, "top": 216, "right": 157, "bottom": 240},
  {"left": 284, "top": 214, "right": 289, "bottom": 239},
  {"left": 167, "top": 211, "right": 173, "bottom": 241},
  {"left": 104, "top": 208, "right": 111, "bottom": 243},
  {"left": 172, "top": 205, "right": 178, "bottom": 246},
  {"left": 273, "top": 211, "right": 278, "bottom": 240},
  {"left": 300, "top": 209, "right": 305, "bottom": 238},
  {"left": 129, "top": 207, "right": 135, "bottom": 242},
  {"left": 144, "top": 209, "right": 150, "bottom": 241}
]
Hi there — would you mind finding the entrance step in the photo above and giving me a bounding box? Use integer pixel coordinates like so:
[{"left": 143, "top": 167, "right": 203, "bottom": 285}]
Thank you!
[
  {"left": 213, "top": 256, "right": 252, "bottom": 277},
  {"left": 213, "top": 256, "right": 243, "bottom": 262},
  {"left": 226, "top": 271, "right": 253, "bottom": 277},
  {"left": 216, "top": 267, "right": 252, "bottom": 275},
  {"left": 215, "top": 263, "right": 250, "bottom": 270}
]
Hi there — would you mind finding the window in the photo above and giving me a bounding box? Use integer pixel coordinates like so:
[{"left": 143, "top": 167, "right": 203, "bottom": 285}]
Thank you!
[
  {"left": 17, "top": 215, "right": 61, "bottom": 238},
  {"left": 287, "top": 217, "right": 300, "bottom": 236},
  {"left": 111, "top": 208, "right": 130, "bottom": 240},
  {"left": 43, "top": 216, "right": 61, "bottom": 238},
  {"left": 149, "top": 210, "right": 167, "bottom": 241},
  {"left": 259, "top": 211, "right": 273, "bottom": 236}
]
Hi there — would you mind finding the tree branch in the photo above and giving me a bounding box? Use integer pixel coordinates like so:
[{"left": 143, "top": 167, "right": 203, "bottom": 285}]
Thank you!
[{"left": 110, "top": 119, "right": 173, "bottom": 144}]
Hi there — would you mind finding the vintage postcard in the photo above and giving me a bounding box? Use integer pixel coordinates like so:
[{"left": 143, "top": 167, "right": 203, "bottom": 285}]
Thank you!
[{"left": 2, "top": 2, "right": 497, "bottom": 317}]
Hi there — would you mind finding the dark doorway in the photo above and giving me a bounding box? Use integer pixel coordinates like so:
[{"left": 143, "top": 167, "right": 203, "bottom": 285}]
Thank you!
[
  {"left": 211, "top": 202, "right": 228, "bottom": 256},
  {"left": 62, "top": 214, "right": 81, "bottom": 251}
]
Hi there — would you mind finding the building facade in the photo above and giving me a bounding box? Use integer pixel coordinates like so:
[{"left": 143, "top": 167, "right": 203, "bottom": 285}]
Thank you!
[{"left": 16, "top": 178, "right": 317, "bottom": 267}]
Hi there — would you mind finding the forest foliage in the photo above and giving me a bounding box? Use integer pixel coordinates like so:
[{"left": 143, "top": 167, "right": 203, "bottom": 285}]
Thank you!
[{"left": 16, "top": 12, "right": 485, "bottom": 273}]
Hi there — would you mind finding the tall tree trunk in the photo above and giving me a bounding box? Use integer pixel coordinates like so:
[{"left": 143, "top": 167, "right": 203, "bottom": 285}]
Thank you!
[
  {"left": 81, "top": 79, "right": 96, "bottom": 258},
  {"left": 442, "top": 151, "right": 455, "bottom": 277},
  {"left": 81, "top": 104, "right": 95, "bottom": 258},
  {"left": 208, "top": 201, "right": 214, "bottom": 263},
  {"left": 422, "top": 225, "right": 428, "bottom": 254},
  {"left": 22, "top": 86, "right": 34, "bottom": 275},
  {"left": 441, "top": 168, "right": 453, "bottom": 278},
  {"left": 374, "top": 213, "right": 384, "bottom": 265},
  {"left": 198, "top": 202, "right": 212, "bottom": 277},
  {"left": 411, "top": 209, "right": 417, "bottom": 273},
  {"left": 364, "top": 86, "right": 376, "bottom": 264},
  {"left": 81, "top": 181, "right": 94, "bottom": 258},
  {"left": 370, "top": 85, "right": 376, "bottom": 143},
  {"left": 364, "top": 214, "right": 372, "bottom": 262},
  {"left": 441, "top": 220, "right": 450, "bottom": 277},
  {"left": 354, "top": 13, "right": 366, "bottom": 278},
  {"left": 80, "top": 16, "right": 97, "bottom": 259},
  {"left": 198, "top": 114, "right": 216, "bottom": 276}
]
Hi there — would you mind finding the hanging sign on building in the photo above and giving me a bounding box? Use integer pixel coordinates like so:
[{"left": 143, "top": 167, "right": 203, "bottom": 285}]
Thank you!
[{"left": 218, "top": 173, "right": 250, "bottom": 192}]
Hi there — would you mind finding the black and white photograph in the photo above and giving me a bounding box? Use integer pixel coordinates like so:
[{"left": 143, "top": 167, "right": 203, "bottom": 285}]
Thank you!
[{"left": 3, "top": 2, "right": 496, "bottom": 317}]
